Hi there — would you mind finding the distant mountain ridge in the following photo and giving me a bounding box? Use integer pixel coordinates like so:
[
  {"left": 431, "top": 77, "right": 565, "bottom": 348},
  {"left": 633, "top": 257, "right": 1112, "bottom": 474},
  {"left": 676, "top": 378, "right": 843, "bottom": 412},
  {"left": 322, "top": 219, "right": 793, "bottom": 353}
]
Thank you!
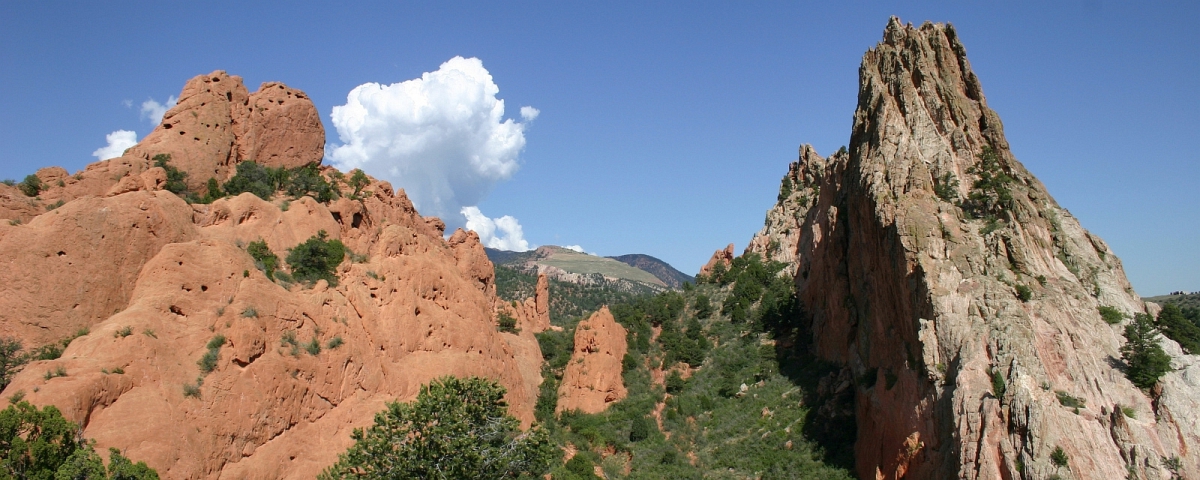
[
  {"left": 606, "top": 253, "right": 694, "bottom": 288},
  {"left": 485, "top": 246, "right": 691, "bottom": 291}
]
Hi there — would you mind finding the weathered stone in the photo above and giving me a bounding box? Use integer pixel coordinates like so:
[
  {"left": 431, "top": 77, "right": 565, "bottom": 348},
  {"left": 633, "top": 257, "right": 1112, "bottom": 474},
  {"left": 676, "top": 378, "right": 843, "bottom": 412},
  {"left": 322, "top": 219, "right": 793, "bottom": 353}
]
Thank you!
[
  {"left": 746, "top": 17, "right": 1198, "bottom": 480},
  {"left": 557, "top": 307, "right": 627, "bottom": 414}
]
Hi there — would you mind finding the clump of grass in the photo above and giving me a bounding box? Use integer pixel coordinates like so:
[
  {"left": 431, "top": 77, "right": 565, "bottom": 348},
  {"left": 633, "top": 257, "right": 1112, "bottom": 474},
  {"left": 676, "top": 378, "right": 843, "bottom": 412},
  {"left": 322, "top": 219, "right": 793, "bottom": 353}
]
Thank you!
[
  {"left": 142, "top": 328, "right": 157, "bottom": 339},
  {"left": 1055, "top": 390, "right": 1085, "bottom": 410},
  {"left": 497, "top": 312, "right": 519, "bottom": 334},
  {"left": 1098, "top": 306, "right": 1125, "bottom": 325},
  {"left": 114, "top": 326, "right": 133, "bottom": 338},
  {"left": 990, "top": 368, "right": 1006, "bottom": 398},
  {"left": 304, "top": 338, "right": 321, "bottom": 356},
  {"left": 198, "top": 335, "right": 226, "bottom": 374},
  {"left": 183, "top": 378, "right": 202, "bottom": 398},
  {"left": 111, "top": 366, "right": 124, "bottom": 375},
  {"left": 43, "top": 365, "right": 67, "bottom": 380},
  {"left": 242, "top": 307, "right": 258, "bottom": 318},
  {"left": 1119, "top": 404, "right": 1136, "bottom": 419},
  {"left": 326, "top": 336, "right": 344, "bottom": 349},
  {"left": 8, "top": 391, "right": 25, "bottom": 404},
  {"left": 1015, "top": 284, "right": 1032, "bottom": 302}
]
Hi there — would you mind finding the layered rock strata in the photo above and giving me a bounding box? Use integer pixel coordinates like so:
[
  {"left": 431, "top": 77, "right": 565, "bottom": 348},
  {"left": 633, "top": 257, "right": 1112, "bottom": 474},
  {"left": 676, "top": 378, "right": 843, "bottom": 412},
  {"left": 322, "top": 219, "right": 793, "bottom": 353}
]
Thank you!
[
  {"left": 0, "top": 72, "right": 543, "bottom": 479},
  {"left": 556, "top": 306, "right": 628, "bottom": 414},
  {"left": 747, "top": 18, "right": 1198, "bottom": 480}
]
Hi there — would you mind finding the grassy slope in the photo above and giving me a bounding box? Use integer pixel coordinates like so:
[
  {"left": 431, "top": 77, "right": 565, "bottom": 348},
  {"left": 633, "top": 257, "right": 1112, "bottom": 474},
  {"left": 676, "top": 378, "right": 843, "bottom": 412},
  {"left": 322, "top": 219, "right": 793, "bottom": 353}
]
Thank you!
[
  {"left": 534, "top": 255, "right": 854, "bottom": 479},
  {"left": 541, "top": 250, "right": 666, "bottom": 287},
  {"left": 1144, "top": 292, "right": 1200, "bottom": 310}
]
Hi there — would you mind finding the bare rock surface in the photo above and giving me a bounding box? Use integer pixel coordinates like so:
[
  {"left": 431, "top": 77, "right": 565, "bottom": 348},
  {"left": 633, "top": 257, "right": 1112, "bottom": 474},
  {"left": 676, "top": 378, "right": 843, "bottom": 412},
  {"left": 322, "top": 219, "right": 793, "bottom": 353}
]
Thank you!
[
  {"left": 699, "top": 243, "right": 735, "bottom": 277},
  {"left": 557, "top": 306, "right": 628, "bottom": 414},
  {"left": 0, "top": 72, "right": 542, "bottom": 479},
  {"left": 747, "top": 17, "right": 1198, "bottom": 480}
]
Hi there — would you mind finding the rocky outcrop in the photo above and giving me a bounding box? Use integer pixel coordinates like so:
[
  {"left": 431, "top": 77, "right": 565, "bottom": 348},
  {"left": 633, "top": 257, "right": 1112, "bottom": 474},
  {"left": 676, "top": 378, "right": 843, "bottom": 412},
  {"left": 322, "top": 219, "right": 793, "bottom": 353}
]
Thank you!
[
  {"left": 748, "top": 18, "right": 1198, "bottom": 480},
  {"left": 699, "top": 243, "right": 735, "bottom": 277},
  {"left": 0, "top": 72, "right": 543, "bottom": 479},
  {"left": 557, "top": 307, "right": 628, "bottom": 414}
]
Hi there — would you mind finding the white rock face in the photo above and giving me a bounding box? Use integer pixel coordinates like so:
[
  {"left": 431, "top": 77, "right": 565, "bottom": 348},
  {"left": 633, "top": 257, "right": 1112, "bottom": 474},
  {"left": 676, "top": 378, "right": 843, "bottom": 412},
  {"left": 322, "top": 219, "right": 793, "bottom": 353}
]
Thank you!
[{"left": 747, "top": 17, "right": 1198, "bottom": 480}]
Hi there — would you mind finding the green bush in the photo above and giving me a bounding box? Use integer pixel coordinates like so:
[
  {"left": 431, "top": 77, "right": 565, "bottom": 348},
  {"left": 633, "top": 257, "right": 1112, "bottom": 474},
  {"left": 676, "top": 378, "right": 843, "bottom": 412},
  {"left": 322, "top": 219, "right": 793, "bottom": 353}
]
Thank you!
[
  {"left": 665, "top": 370, "right": 686, "bottom": 394},
  {"left": 327, "top": 336, "right": 344, "bottom": 349},
  {"left": 693, "top": 294, "right": 712, "bottom": 319},
  {"left": 198, "top": 335, "right": 225, "bottom": 374},
  {"left": 498, "top": 312, "right": 519, "bottom": 334},
  {"left": 286, "top": 231, "right": 346, "bottom": 286},
  {"left": 1098, "top": 306, "right": 1126, "bottom": 325},
  {"left": 1015, "top": 284, "right": 1032, "bottom": 302},
  {"left": 962, "top": 146, "right": 1015, "bottom": 219},
  {"left": 153, "top": 154, "right": 189, "bottom": 195},
  {"left": 1121, "top": 313, "right": 1173, "bottom": 389},
  {"left": 0, "top": 401, "right": 158, "bottom": 479},
  {"left": 990, "top": 369, "right": 1006, "bottom": 398},
  {"left": 0, "top": 338, "right": 24, "bottom": 391},
  {"left": 1050, "top": 446, "right": 1068, "bottom": 468},
  {"left": 319, "top": 376, "right": 556, "bottom": 479},
  {"left": 629, "top": 415, "right": 653, "bottom": 442},
  {"left": 304, "top": 338, "right": 321, "bottom": 355},
  {"left": 934, "top": 172, "right": 959, "bottom": 202},
  {"left": 348, "top": 169, "right": 370, "bottom": 197},
  {"left": 1156, "top": 303, "right": 1200, "bottom": 354},
  {"left": 223, "top": 161, "right": 282, "bottom": 200},
  {"left": 1055, "top": 390, "right": 1085, "bottom": 409},
  {"left": 285, "top": 164, "right": 338, "bottom": 202},
  {"left": 18, "top": 174, "right": 43, "bottom": 197},
  {"left": 246, "top": 239, "right": 279, "bottom": 281},
  {"left": 564, "top": 453, "right": 599, "bottom": 478}
]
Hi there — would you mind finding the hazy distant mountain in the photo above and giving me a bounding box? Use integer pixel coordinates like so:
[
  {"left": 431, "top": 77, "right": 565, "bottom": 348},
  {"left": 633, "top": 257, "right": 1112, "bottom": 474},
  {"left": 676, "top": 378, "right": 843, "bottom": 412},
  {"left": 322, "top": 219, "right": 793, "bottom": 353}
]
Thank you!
[
  {"left": 607, "top": 254, "right": 694, "bottom": 288},
  {"left": 485, "top": 246, "right": 690, "bottom": 292}
]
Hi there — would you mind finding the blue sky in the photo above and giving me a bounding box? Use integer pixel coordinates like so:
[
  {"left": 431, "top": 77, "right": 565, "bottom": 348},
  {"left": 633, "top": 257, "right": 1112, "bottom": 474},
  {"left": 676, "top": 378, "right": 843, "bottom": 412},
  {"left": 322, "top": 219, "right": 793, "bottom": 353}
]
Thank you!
[{"left": 1, "top": 2, "right": 1196, "bottom": 295}]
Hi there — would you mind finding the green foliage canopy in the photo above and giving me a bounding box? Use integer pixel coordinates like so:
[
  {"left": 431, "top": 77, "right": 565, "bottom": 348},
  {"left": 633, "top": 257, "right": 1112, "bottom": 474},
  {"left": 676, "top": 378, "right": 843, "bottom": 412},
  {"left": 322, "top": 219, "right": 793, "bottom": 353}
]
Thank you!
[
  {"left": 1156, "top": 303, "right": 1200, "bottom": 354},
  {"left": 0, "top": 401, "right": 158, "bottom": 479},
  {"left": 286, "top": 231, "right": 346, "bottom": 286},
  {"left": 1121, "top": 313, "right": 1172, "bottom": 389},
  {"left": 319, "top": 376, "right": 556, "bottom": 479}
]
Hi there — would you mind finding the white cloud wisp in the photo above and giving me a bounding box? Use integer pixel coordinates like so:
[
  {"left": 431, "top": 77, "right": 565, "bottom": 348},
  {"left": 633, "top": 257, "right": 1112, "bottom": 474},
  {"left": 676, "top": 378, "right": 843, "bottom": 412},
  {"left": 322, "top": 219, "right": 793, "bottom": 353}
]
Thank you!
[
  {"left": 326, "top": 56, "right": 538, "bottom": 230},
  {"left": 462, "top": 206, "right": 531, "bottom": 252},
  {"left": 140, "top": 95, "right": 177, "bottom": 124},
  {"left": 92, "top": 130, "right": 138, "bottom": 160}
]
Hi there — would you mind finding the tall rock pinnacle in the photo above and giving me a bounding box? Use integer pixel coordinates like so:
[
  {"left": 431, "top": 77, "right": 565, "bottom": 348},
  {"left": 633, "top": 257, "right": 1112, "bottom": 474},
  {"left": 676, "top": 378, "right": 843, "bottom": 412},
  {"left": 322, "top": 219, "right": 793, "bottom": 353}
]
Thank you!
[{"left": 748, "top": 17, "right": 1198, "bottom": 479}]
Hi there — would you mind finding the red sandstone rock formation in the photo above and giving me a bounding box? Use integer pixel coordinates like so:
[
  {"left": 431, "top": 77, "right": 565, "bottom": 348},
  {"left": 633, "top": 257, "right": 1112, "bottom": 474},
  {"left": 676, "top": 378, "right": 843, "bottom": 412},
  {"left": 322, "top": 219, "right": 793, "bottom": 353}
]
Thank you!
[
  {"left": 556, "top": 307, "right": 627, "bottom": 414},
  {"left": 0, "top": 72, "right": 543, "bottom": 479},
  {"left": 746, "top": 17, "right": 1199, "bottom": 479},
  {"left": 698, "top": 243, "right": 735, "bottom": 277}
]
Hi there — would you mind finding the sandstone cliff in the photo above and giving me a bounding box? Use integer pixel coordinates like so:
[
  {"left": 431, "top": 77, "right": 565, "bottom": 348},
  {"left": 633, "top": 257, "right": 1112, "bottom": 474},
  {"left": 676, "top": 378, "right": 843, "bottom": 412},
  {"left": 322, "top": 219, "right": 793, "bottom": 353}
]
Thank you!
[
  {"left": 747, "top": 18, "right": 1198, "bottom": 480},
  {"left": 699, "top": 243, "right": 735, "bottom": 277},
  {"left": 557, "top": 306, "right": 628, "bottom": 414},
  {"left": 0, "top": 72, "right": 543, "bottom": 479}
]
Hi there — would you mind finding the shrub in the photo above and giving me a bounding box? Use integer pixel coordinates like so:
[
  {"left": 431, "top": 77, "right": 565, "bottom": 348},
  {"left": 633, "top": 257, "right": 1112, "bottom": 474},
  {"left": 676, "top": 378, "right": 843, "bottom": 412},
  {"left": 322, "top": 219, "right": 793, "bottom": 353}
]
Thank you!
[
  {"left": 246, "top": 240, "right": 279, "bottom": 280},
  {"left": 1156, "top": 304, "right": 1200, "bottom": 354},
  {"left": 665, "top": 370, "right": 686, "bottom": 395},
  {"left": 693, "top": 294, "right": 712, "bottom": 319},
  {"left": 153, "top": 154, "right": 188, "bottom": 195},
  {"left": 1050, "top": 446, "right": 1068, "bottom": 468},
  {"left": 565, "top": 454, "right": 599, "bottom": 478},
  {"left": 1121, "top": 313, "right": 1173, "bottom": 389},
  {"left": 327, "top": 336, "right": 344, "bottom": 349},
  {"left": 18, "top": 174, "right": 43, "bottom": 197},
  {"left": 1015, "top": 284, "right": 1032, "bottom": 302},
  {"left": 115, "top": 326, "right": 133, "bottom": 338},
  {"left": 319, "top": 376, "right": 556, "bottom": 479},
  {"left": 629, "top": 415, "right": 653, "bottom": 442},
  {"left": 1098, "top": 306, "right": 1125, "bottom": 325},
  {"left": 1120, "top": 405, "right": 1136, "bottom": 419},
  {"left": 183, "top": 381, "right": 201, "bottom": 398},
  {"left": 287, "top": 231, "right": 346, "bottom": 286},
  {"left": 348, "top": 169, "right": 370, "bottom": 196},
  {"left": 0, "top": 401, "right": 159, "bottom": 479},
  {"left": 198, "top": 335, "right": 225, "bottom": 374},
  {"left": 0, "top": 337, "right": 24, "bottom": 391},
  {"left": 934, "top": 172, "right": 959, "bottom": 202},
  {"left": 222, "top": 161, "right": 280, "bottom": 200},
  {"left": 285, "top": 164, "right": 338, "bottom": 202},
  {"left": 1055, "top": 390, "right": 1085, "bottom": 409},
  {"left": 497, "top": 312, "right": 519, "bottom": 334},
  {"left": 242, "top": 307, "right": 258, "bottom": 318},
  {"left": 304, "top": 338, "right": 321, "bottom": 356},
  {"left": 1, "top": 179, "right": 13, "bottom": 186},
  {"left": 962, "top": 146, "right": 1015, "bottom": 219}
]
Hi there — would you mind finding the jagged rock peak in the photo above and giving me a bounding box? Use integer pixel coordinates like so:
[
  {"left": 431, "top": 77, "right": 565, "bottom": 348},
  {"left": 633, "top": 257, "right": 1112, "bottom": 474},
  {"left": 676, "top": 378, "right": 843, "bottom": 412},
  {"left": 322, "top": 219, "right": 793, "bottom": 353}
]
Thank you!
[{"left": 749, "top": 18, "right": 1198, "bottom": 480}]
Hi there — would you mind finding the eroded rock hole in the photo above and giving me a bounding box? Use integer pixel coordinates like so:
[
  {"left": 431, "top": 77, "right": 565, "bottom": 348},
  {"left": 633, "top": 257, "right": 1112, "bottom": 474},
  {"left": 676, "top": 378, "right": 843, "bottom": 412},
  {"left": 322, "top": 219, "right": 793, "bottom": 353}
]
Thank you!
[
  {"left": 57, "top": 251, "right": 65, "bottom": 256},
  {"left": 226, "top": 92, "right": 232, "bottom": 101},
  {"left": 169, "top": 305, "right": 184, "bottom": 316},
  {"left": 351, "top": 213, "right": 362, "bottom": 229},
  {"left": 201, "top": 285, "right": 208, "bottom": 292},
  {"left": 331, "top": 212, "right": 343, "bottom": 225},
  {"left": 163, "top": 124, "right": 172, "bottom": 130}
]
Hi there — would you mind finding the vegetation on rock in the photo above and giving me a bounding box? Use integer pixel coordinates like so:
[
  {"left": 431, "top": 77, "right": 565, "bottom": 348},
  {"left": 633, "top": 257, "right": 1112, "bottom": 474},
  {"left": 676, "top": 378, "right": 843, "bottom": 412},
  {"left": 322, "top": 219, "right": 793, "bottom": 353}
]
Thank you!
[
  {"left": 319, "top": 377, "right": 555, "bottom": 479},
  {"left": 286, "top": 230, "right": 346, "bottom": 286},
  {"left": 0, "top": 401, "right": 158, "bottom": 479},
  {"left": 1121, "top": 313, "right": 1173, "bottom": 389}
]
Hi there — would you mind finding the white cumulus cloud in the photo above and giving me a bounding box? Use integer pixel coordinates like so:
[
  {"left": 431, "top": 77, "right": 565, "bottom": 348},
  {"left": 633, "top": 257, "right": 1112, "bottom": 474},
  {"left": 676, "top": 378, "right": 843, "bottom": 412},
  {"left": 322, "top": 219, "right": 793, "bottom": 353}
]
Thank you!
[
  {"left": 92, "top": 130, "right": 138, "bottom": 160},
  {"left": 140, "top": 95, "right": 177, "bottom": 124},
  {"left": 462, "top": 206, "right": 531, "bottom": 252},
  {"left": 563, "top": 245, "right": 585, "bottom": 253},
  {"left": 520, "top": 106, "right": 540, "bottom": 121},
  {"left": 326, "top": 56, "right": 535, "bottom": 230}
]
